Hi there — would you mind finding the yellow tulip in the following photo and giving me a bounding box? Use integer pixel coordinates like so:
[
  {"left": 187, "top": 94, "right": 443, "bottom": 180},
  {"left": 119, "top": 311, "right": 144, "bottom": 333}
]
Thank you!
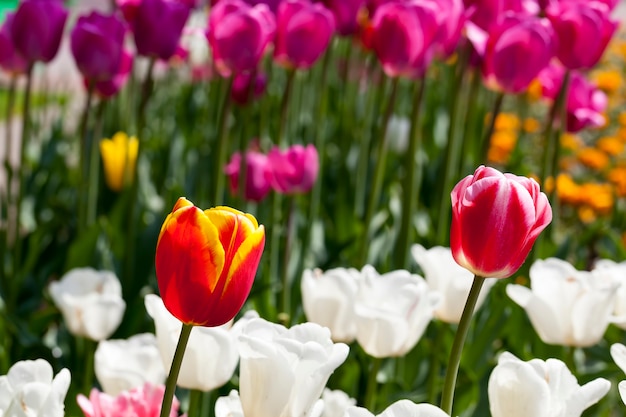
[{"left": 100, "top": 132, "right": 138, "bottom": 192}]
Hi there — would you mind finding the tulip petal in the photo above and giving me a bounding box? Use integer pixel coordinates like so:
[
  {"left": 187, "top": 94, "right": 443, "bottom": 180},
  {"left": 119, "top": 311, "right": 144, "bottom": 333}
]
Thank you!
[{"left": 611, "top": 343, "right": 626, "bottom": 374}]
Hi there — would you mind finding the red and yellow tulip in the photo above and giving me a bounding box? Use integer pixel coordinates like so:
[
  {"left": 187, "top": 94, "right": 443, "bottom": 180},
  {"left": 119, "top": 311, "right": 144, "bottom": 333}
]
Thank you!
[{"left": 155, "top": 197, "right": 265, "bottom": 327}]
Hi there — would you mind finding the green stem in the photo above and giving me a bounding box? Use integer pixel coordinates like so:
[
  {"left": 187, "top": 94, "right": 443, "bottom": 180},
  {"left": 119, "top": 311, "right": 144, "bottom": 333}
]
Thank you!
[
  {"left": 86, "top": 100, "right": 107, "bottom": 226},
  {"left": 394, "top": 78, "right": 426, "bottom": 269},
  {"left": 458, "top": 70, "right": 482, "bottom": 173},
  {"left": 479, "top": 92, "right": 505, "bottom": 165},
  {"left": 82, "top": 337, "right": 95, "bottom": 393},
  {"left": 280, "top": 196, "right": 296, "bottom": 323},
  {"left": 440, "top": 275, "right": 486, "bottom": 415},
  {"left": 364, "top": 357, "right": 382, "bottom": 412},
  {"left": 2, "top": 76, "right": 16, "bottom": 289},
  {"left": 77, "top": 83, "right": 95, "bottom": 235},
  {"left": 160, "top": 323, "right": 193, "bottom": 417},
  {"left": 278, "top": 69, "right": 295, "bottom": 147},
  {"left": 358, "top": 77, "right": 399, "bottom": 266},
  {"left": 427, "top": 321, "right": 445, "bottom": 404},
  {"left": 188, "top": 389, "right": 206, "bottom": 417},
  {"left": 211, "top": 77, "right": 234, "bottom": 206},
  {"left": 237, "top": 71, "right": 258, "bottom": 202}
]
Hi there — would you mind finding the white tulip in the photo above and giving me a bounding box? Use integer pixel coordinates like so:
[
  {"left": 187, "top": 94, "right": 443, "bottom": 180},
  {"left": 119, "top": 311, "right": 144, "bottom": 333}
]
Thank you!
[
  {"left": 0, "top": 359, "right": 71, "bottom": 417},
  {"left": 94, "top": 333, "right": 166, "bottom": 396},
  {"left": 506, "top": 258, "right": 618, "bottom": 347},
  {"left": 593, "top": 259, "right": 626, "bottom": 328},
  {"left": 345, "top": 400, "right": 449, "bottom": 417},
  {"left": 238, "top": 317, "right": 349, "bottom": 417},
  {"left": 610, "top": 343, "right": 626, "bottom": 405},
  {"left": 488, "top": 352, "right": 610, "bottom": 417},
  {"left": 411, "top": 244, "right": 497, "bottom": 323},
  {"left": 49, "top": 268, "right": 126, "bottom": 341},
  {"left": 320, "top": 388, "right": 356, "bottom": 417},
  {"left": 301, "top": 267, "right": 360, "bottom": 343},
  {"left": 216, "top": 390, "right": 245, "bottom": 417},
  {"left": 354, "top": 265, "right": 440, "bottom": 358},
  {"left": 144, "top": 294, "right": 239, "bottom": 391}
]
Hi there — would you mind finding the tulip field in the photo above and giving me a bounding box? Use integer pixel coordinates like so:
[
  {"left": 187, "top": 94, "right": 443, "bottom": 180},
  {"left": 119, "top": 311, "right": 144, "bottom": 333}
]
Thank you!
[{"left": 3, "top": 0, "right": 626, "bottom": 416}]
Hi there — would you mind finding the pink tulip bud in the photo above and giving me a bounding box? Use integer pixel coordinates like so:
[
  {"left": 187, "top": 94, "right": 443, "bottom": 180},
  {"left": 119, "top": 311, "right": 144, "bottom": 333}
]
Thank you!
[
  {"left": 208, "top": 0, "right": 276, "bottom": 77},
  {"left": 224, "top": 149, "right": 273, "bottom": 201},
  {"left": 274, "top": 0, "right": 335, "bottom": 69},
  {"left": 10, "top": 0, "right": 68, "bottom": 65},
  {"left": 130, "top": 0, "right": 191, "bottom": 60},
  {"left": 231, "top": 71, "right": 267, "bottom": 105},
  {"left": 268, "top": 144, "right": 319, "bottom": 194},
  {"left": 450, "top": 166, "right": 552, "bottom": 279},
  {"left": 0, "top": 13, "right": 28, "bottom": 75},
  {"left": 71, "top": 12, "right": 127, "bottom": 83},
  {"left": 370, "top": 1, "right": 439, "bottom": 78},
  {"left": 546, "top": 0, "right": 617, "bottom": 70},
  {"left": 482, "top": 14, "right": 554, "bottom": 94}
]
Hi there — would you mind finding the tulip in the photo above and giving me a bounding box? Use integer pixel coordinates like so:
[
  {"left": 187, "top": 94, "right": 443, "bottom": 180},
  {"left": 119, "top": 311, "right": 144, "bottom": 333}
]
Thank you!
[
  {"left": 423, "top": 0, "right": 465, "bottom": 58},
  {"left": 117, "top": 0, "right": 142, "bottom": 22},
  {"left": 231, "top": 71, "right": 268, "bottom": 105},
  {"left": 301, "top": 267, "right": 360, "bottom": 343},
  {"left": 92, "top": 49, "right": 134, "bottom": 98},
  {"left": 354, "top": 265, "right": 440, "bottom": 358},
  {"left": 320, "top": 389, "right": 357, "bottom": 417},
  {"left": 610, "top": 343, "right": 626, "bottom": 405},
  {"left": 482, "top": 15, "right": 554, "bottom": 94},
  {"left": 10, "top": 0, "right": 68, "bottom": 65},
  {"left": 237, "top": 317, "right": 349, "bottom": 417},
  {"left": 130, "top": 0, "right": 191, "bottom": 60},
  {"left": 488, "top": 352, "right": 610, "bottom": 417},
  {"left": 0, "top": 359, "right": 70, "bottom": 417},
  {"left": 208, "top": 0, "right": 276, "bottom": 76},
  {"left": 0, "top": 13, "right": 28, "bottom": 74},
  {"left": 100, "top": 131, "right": 139, "bottom": 192},
  {"left": 274, "top": 0, "right": 335, "bottom": 69},
  {"left": 77, "top": 383, "right": 181, "bottom": 417},
  {"left": 224, "top": 149, "right": 274, "bottom": 201},
  {"left": 319, "top": 0, "right": 365, "bottom": 36},
  {"left": 94, "top": 333, "right": 166, "bottom": 396},
  {"left": 144, "top": 294, "right": 240, "bottom": 390},
  {"left": 594, "top": 259, "right": 626, "bottom": 328},
  {"left": 506, "top": 258, "right": 619, "bottom": 347},
  {"left": 268, "top": 144, "right": 319, "bottom": 194},
  {"left": 411, "top": 245, "right": 497, "bottom": 324},
  {"left": 71, "top": 11, "right": 127, "bottom": 83},
  {"left": 155, "top": 198, "right": 265, "bottom": 326},
  {"left": 346, "top": 400, "right": 450, "bottom": 417},
  {"left": 216, "top": 390, "right": 245, "bottom": 417},
  {"left": 546, "top": 0, "right": 617, "bottom": 70},
  {"left": 450, "top": 165, "right": 552, "bottom": 279},
  {"left": 48, "top": 268, "right": 126, "bottom": 341},
  {"left": 370, "top": 1, "right": 439, "bottom": 78}
]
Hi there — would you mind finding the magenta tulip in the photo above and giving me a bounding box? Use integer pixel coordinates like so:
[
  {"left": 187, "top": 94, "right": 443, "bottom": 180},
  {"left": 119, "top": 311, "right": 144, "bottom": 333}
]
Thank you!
[
  {"left": 71, "top": 12, "right": 127, "bottom": 83},
  {"left": 268, "top": 144, "right": 319, "bottom": 194},
  {"left": 274, "top": 0, "right": 335, "bottom": 69},
  {"left": 424, "top": 0, "right": 465, "bottom": 58},
  {"left": 224, "top": 149, "right": 273, "bottom": 201},
  {"left": 370, "top": 1, "right": 439, "bottom": 78},
  {"left": 208, "top": 0, "right": 276, "bottom": 76},
  {"left": 546, "top": 0, "right": 617, "bottom": 70},
  {"left": 319, "top": 0, "right": 365, "bottom": 36},
  {"left": 463, "top": 0, "right": 539, "bottom": 32},
  {"left": 451, "top": 166, "right": 552, "bottom": 279},
  {"left": 231, "top": 71, "right": 268, "bottom": 105},
  {"left": 482, "top": 14, "right": 554, "bottom": 94},
  {"left": 10, "top": 0, "right": 68, "bottom": 66},
  {"left": 92, "top": 50, "right": 134, "bottom": 98},
  {"left": 130, "top": 0, "right": 191, "bottom": 60},
  {"left": 0, "top": 13, "right": 28, "bottom": 74}
]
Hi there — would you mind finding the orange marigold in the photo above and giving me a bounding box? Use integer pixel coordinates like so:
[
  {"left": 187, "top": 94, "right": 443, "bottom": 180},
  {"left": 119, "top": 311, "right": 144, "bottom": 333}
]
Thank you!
[{"left": 577, "top": 147, "right": 610, "bottom": 171}]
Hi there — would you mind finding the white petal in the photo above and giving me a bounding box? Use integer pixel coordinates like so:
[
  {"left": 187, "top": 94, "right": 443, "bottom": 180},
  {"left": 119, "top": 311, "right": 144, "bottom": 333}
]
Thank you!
[
  {"left": 611, "top": 344, "right": 626, "bottom": 374},
  {"left": 380, "top": 400, "right": 449, "bottom": 417},
  {"left": 618, "top": 381, "right": 626, "bottom": 406},
  {"left": 215, "top": 390, "right": 244, "bottom": 417}
]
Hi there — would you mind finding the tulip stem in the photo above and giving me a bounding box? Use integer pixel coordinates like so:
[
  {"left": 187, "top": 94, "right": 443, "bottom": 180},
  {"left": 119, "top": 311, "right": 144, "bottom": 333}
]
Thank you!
[
  {"left": 479, "top": 91, "right": 505, "bottom": 164},
  {"left": 440, "top": 274, "right": 486, "bottom": 415},
  {"left": 212, "top": 76, "right": 234, "bottom": 206},
  {"left": 188, "top": 389, "right": 207, "bottom": 417},
  {"left": 160, "top": 323, "right": 193, "bottom": 417},
  {"left": 86, "top": 100, "right": 107, "bottom": 226},
  {"left": 1, "top": 75, "right": 17, "bottom": 288},
  {"left": 77, "top": 82, "right": 95, "bottom": 236},
  {"left": 359, "top": 77, "right": 399, "bottom": 266},
  {"left": 395, "top": 77, "right": 426, "bottom": 269},
  {"left": 278, "top": 69, "right": 295, "bottom": 147},
  {"left": 364, "top": 357, "right": 382, "bottom": 412},
  {"left": 280, "top": 196, "right": 296, "bottom": 322}
]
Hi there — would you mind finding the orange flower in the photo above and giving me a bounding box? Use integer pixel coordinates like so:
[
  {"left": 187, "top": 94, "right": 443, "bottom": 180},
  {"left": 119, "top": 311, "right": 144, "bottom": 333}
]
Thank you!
[
  {"left": 155, "top": 197, "right": 265, "bottom": 326},
  {"left": 522, "top": 117, "right": 540, "bottom": 133},
  {"left": 608, "top": 166, "right": 626, "bottom": 197},
  {"left": 560, "top": 133, "right": 583, "bottom": 151},
  {"left": 580, "top": 183, "right": 613, "bottom": 214},
  {"left": 488, "top": 130, "right": 517, "bottom": 164},
  {"left": 577, "top": 147, "right": 609, "bottom": 171},
  {"left": 592, "top": 69, "right": 622, "bottom": 94},
  {"left": 556, "top": 174, "right": 582, "bottom": 205},
  {"left": 494, "top": 113, "right": 520, "bottom": 131},
  {"left": 596, "top": 136, "right": 624, "bottom": 156}
]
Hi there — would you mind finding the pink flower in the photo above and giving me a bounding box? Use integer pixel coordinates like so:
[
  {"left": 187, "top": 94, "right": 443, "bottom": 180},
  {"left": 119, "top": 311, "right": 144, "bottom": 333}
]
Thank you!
[
  {"left": 546, "top": 0, "right": 618, "bottom": 70},
  {"left": 208, "top": 0, "right": 276, "bottom": 77},
  {"left": 274, "top": 0, "right": 335, "bottom": 69},
  {"left": 463, "top": 0, "right": 539, "bottom": 32},
  {"left": 482, "top": 14, "right": 554, "bottom": 94},
  {"left": 77, "top": 383, "right": 182, "bottom": 417},
  {"left": 370, "top": 1, "right": 439, "bottom": 78},
  {"left": 0, "top": 13, "right": 28, "bottom": 74},
  {"left": 231, "top": 71, "right": 268, "bottom": 105},
  {"left": 268, "top": 144, "right": 318, "bottom": 194},
  {"left": 224, "top": 149, "right": 273, "bottom": 201},
  {"left": 450, "top": 166, "right": 552, "bottom": 279},
  {"left": 319, "top": 0, "right": 365, "bottom": 36},
  {"left": 10, "top": 0, "right": 68, "bottom": 65},
  {"left": 91, "top": 49, "right": 134, "bottom": 98},
  {"left": 424, "top": 0, "right": 465, "bottom": 58}
]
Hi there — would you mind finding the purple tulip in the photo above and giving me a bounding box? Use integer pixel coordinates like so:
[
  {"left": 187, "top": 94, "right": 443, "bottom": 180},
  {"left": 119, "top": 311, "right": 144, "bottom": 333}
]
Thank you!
[
  {"left": 268, "top": 144, "right": 318, "bottom": 194},
  {"left": 224, "top": 149, "right": 273, "bottom": 201},
  {"left": 370, "top": 1, "right": 439, "bottom": 78},
  {"left": 231, "top": 71, "right": 267, "bottom": 105},
  {"left": 319, "top": 0, "right": 366, "bottom": 36},
  {"left": 274, "top": 0, "right": 335, "bottom": 69},
  {"left": 463, "top": 0, "right": 539, "bottom": 32},
  {"left": 0, "top": 13, "right": 28, "bottom": 74},
  {"left": 482, "top": 14, "right": 554, "bottom": 93},
  {"left": 208, "top": 0, "right": 276, "bottom": 76},
  {"left": 10, "top": 0, "right": 68, "bottom": 66},
  {"left": 131, "top": 0, "right": 191, "bottom": 60},
  {"left": 71, "top": 12, "right": 127, "bottom": 83},
  {"left": 546, "top": 0, "right": 618, "bottom": 70},
  {"left": 92, "top": 49, "right": 134, "bottom": 98}
]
